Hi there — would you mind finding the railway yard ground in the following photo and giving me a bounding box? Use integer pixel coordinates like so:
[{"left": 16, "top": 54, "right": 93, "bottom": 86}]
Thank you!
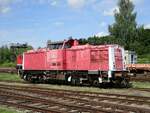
[{"left": 0, "top": 72, "right": 150, "bottom": 113}]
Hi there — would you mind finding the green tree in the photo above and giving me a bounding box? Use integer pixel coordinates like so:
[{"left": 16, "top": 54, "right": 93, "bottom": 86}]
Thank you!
[
  {"left": 0, "top": 44, "right": 33, "bottom": 67},
  {"left": 109, "top": 0, "right": 138, "bottom": 50},
  {"left": 78, "top": 38, "right": 88, "bottom": 45},
  {"left": 138, "top": 28, "right": 150, "bottom": 54}
]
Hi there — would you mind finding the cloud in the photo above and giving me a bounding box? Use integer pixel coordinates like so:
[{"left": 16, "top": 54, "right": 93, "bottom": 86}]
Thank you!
[
  {"left": 67, "top": 0, "right": 86, "bottom": 9},
  {"left": 0, "top": 6, "right": 11, "bottom": 14},
  {"left": 36, "top": 0, "right": 59, "bottom": 6},
  {"left": 144, "top": 24, "right": 150, "bottom": 29},
  {"left": 0, "top": 0, "right": 22, "bottom": 14},
  {"left": 0, "top": 0, "right": 60, "bottom": 14},
  {"left": 50, "top": 0, "right": 57, "bottom": 6},
  {"left": 94, "top": 0, "right": 144, "bottom": 16},
  {"left": 0, "top": 0, "right": 12, "bottom": 14},
  {"left": 95, "top": 32, "right": 108, "bottom": 37},
  {"left": 102, "top": 0, "right": 142, "bottom": 16},
  {"left": 91, "top": 0, "right": 117, "bottom": 16},
  {"left": 103, "top": 6, "right": 119, "bottom": 16}
]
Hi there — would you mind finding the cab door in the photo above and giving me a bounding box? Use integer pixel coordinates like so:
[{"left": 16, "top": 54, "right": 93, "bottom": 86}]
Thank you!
[{"left": 114, "top": 48, "right": 123, "bottom": 70}]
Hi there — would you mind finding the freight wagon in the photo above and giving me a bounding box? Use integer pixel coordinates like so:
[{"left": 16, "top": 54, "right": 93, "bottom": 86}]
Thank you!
[{"left": 17, "top": 39, "right": 129, "bottom": 87}]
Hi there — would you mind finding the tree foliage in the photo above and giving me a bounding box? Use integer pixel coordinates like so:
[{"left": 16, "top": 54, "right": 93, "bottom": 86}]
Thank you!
[
  {"left": 0, "top": 45, "right": 33, "bottom": 67},
  {"left": 78, "top": 27, "right": 150, "bottom": 57},
  {"left": 109, "top": 0, "right": 138, "bottom": 50},
  {"left": 79, "top": 35, "right": 119, "bottom": 45},
  {"left": 79, "top": 0, "right": 150, "bottom": 59}
]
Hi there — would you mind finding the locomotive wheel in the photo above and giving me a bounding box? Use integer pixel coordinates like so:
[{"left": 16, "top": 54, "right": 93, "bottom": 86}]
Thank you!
[
  {"left": 71, "top": 78, "right": 80, "bottom": 86},
  {"left": 23, "top": 74, "right": 28, "bottom": 81},
  {"left": 24, "top": 74, "right": 36, "bottom": 83},
  {"left": 28, "top": 76, "right": 35, "bottom": 83},
  {"left": 71, "top": 79, "right": 76, "bottom": 86},
  {"left": 93, "top": 80, "right": 99, "bottom": 87}
]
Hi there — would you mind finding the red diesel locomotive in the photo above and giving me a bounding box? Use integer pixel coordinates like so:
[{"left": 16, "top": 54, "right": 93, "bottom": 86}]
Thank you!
[{"left": 17, "top": 39, "right": 129, "bottom": 87}]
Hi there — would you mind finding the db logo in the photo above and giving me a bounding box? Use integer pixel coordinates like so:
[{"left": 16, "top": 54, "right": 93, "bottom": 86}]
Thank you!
[{"left": 51, "top": 54, "right": 57, "bottom": 59}]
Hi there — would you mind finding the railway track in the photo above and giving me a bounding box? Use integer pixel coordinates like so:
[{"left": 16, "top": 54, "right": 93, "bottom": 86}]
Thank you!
[
  {"left": 0, "top": 90, "right": 101, "bottom": 113},
  {"left": 0, "top": 85, "right": 114, "bottom": 113},
  {"left": 0, "top": 84, "right": 150, "bottom": 113}
]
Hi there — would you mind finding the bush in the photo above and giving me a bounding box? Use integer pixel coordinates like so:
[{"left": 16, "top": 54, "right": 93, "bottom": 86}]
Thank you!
[
  {"left": 0, "top": 62, "right": 16, "bottom": 67},
  {"left": 138, "top": 54, "right": 150, "bottom": 64}
]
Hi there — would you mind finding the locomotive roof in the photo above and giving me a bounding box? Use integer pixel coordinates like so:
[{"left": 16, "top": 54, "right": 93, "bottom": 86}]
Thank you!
[
  {"left": 47, "top": 40, "right": 64, "bottom": 45},
  {"left": 71, "top": 44, "right": 123, "bottom": 49}
]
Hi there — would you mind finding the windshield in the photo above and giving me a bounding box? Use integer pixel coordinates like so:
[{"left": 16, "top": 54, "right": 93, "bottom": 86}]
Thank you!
[{"left": 49, "top": 43, "right": 63, "bottom": 49}]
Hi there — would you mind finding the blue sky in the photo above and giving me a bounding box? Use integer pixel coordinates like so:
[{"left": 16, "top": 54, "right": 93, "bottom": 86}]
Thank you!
[{"left": 0, "top": 0, "right": 150, "bottom": 48}]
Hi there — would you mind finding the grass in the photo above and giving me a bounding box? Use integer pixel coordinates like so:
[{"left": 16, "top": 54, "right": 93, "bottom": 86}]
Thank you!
[
  {"left": 0, "top": 73, "right": 22, "bottom": 82},
  {"left": 132, "top": 81, "right": 150, "bottom": 88},
  {"left": 0, "top": 106, "right": 22, "bottom": 113}
]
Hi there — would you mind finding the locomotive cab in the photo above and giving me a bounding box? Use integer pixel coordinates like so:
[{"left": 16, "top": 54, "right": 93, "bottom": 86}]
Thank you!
[{"left": 47, "top": 39, "right": 79, "bottom": 50}]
